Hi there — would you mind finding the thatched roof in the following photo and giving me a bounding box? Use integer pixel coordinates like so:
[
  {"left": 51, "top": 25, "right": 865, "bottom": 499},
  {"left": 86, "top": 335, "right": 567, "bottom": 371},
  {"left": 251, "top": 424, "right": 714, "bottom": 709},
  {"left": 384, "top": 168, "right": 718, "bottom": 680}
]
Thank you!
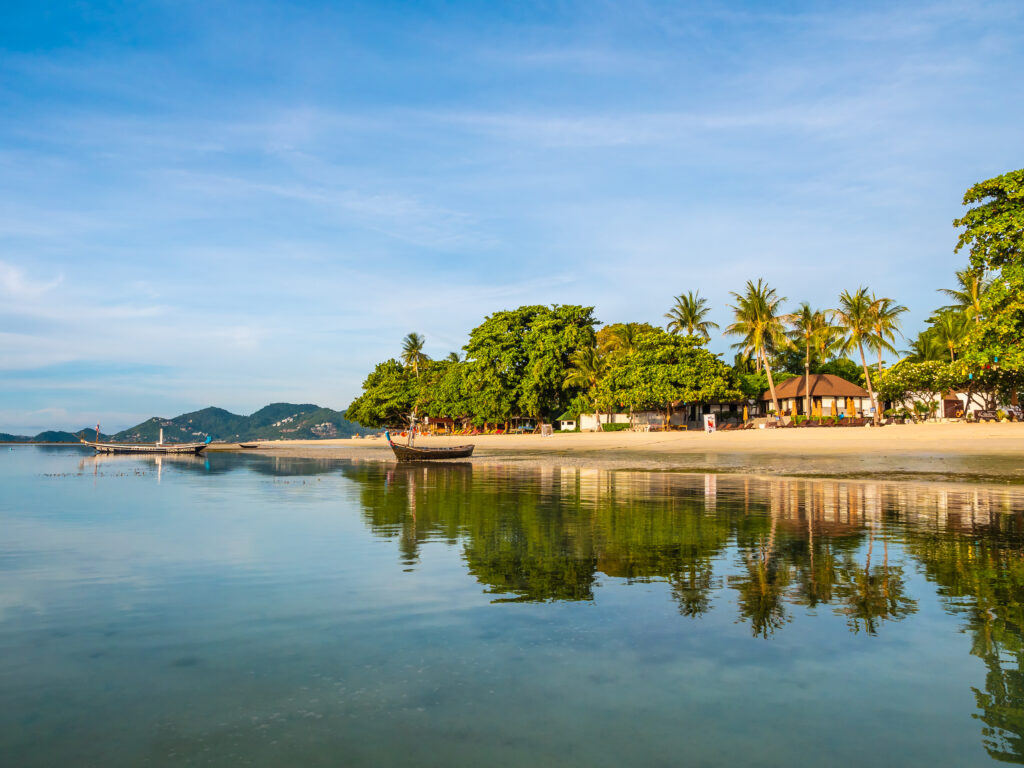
[{"left": 760, "top": 374, "right": 869, "bottom": 401}]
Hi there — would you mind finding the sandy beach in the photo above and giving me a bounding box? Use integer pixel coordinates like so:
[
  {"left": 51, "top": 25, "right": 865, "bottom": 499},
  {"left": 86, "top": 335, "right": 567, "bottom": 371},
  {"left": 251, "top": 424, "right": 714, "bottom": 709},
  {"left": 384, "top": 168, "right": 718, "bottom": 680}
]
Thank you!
[{"left": 233, "top": 422, "right": 1024, "bottom": 484}]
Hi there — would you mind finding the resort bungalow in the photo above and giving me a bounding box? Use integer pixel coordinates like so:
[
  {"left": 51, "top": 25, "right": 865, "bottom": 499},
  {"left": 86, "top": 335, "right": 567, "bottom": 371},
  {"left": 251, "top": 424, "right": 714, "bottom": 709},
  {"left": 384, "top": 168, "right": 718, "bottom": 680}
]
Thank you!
[{"left": 761, "top": 374, "right": 873, "bottom": 417}]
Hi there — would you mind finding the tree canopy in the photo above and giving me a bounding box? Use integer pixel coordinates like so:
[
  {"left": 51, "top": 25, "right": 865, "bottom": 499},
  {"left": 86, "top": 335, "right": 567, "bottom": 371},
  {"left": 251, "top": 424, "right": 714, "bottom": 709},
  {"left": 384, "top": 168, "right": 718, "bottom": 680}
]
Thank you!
[
  {"left": 463, "top": 304, "right": 599, "bottom": 424},
  {"left": 954, "top": 168, "right": 1024, "bottom": 272},
  {"left": 598, "top": 328, "right": 741, "bottom": 416}
]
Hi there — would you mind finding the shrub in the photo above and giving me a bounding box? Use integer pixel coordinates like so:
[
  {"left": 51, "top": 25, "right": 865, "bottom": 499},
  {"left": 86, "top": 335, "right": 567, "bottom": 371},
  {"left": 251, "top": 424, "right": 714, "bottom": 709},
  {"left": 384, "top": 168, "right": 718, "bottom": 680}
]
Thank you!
[
  {"left": 997, "top": 409, "right": 1008, "bottom": 421},
  {"left": 601, "top": 423, "right": 631, "bottom": 432}
]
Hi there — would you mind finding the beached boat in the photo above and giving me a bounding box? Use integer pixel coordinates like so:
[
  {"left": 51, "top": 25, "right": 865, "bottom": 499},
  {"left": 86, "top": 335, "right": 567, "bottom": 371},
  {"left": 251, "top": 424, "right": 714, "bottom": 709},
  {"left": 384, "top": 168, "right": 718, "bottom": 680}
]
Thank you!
[
  {"left": 385, "top": 431, "right": 474, "bottom": 462},
  {"left": 81, "top": 439, "right": 210, "bottom": 455},
  {"left": 80, "top": 425, "right": 211, "bottom": 455}
]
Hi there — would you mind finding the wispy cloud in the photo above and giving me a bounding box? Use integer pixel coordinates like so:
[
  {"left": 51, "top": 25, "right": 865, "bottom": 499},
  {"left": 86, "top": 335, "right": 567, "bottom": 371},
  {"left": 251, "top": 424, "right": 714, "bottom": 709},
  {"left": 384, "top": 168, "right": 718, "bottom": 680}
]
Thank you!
[{"left": 0, "top": 261, "right": 62, "bottom": 298}]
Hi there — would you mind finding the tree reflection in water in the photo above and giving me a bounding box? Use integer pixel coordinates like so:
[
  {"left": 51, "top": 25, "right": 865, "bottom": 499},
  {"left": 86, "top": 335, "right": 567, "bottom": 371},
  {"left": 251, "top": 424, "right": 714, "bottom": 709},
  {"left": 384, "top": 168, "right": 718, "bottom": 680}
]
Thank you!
[{"left": 340, "top": 461, "right": 1024, "bottom": 762}]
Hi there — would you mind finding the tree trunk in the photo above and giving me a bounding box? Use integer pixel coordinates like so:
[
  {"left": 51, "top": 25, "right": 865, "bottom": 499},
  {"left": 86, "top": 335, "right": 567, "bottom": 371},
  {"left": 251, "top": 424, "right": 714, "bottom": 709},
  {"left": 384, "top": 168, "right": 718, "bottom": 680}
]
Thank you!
[
  {"left": 594, "top": 396, "right": 603, "bottom": 432},
  {"left": 857, "top": 341, "right": 879, "bottom": 426},
  {"left": 878, "top": 345, "right": 884, "bottom": 376},
  {"left": 804, "top": 340, "right": 812, "bottom": 417},
  {"left": 763, "top": 349, "right": 781, "bottom": 418}
]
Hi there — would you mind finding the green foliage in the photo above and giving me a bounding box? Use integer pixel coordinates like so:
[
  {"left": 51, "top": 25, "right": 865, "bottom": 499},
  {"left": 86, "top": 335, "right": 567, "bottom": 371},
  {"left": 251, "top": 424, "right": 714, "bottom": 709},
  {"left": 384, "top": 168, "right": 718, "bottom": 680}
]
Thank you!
[
  {"left": 601, "top": 423, "right": 631, "bottom": 432},
  {"left": 418, "top": 359, "right": 469, "bottom": 420},
  {"left": 345, "top": 359, "right": 417, "bottom": 428},
  {"left": 963, "top": 263, "right": 1024, "bottom": 374},
  {"left": 726, "top": 279, "right": 788, "bottom": 412},
  {"left": 597, "top": 322, "right": 658, "bottom": 356},
  {"left": 735, "top": 369, "right": 796, "bottom": 399},
  {"left": 816, "top": 358, "right": 865, "bottom": 386},
  {"left": 954, "top": 168, "right": 1024, "bottom": 272},
  {"left": 876, "top": 360, "right": 956, "bottom": 410},
  {"left": 664, "top": 291, "right": 719, "bottom": 339},
  {"left": 598, "top": 328, "right": 742, "bottom": 413},
  {"left": 401, "top": 332, "right": 429, "bottom": 375},
  {"left": 464, "top": 304, "right": 598, "bottom": 423}
]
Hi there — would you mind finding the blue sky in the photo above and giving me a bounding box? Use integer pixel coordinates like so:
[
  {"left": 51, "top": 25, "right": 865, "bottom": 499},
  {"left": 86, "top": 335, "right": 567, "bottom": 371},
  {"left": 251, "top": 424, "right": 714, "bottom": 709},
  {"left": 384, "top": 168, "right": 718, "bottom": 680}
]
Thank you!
[{"left": 2, "top": 1, "right": 1022, "bottom": 433}]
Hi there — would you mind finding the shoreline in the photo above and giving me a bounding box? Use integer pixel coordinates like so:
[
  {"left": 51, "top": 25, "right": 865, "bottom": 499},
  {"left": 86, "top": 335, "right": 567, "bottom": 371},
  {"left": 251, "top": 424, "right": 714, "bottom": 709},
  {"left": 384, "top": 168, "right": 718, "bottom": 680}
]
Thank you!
[{"left": 239, "top": 422, "right": 1024, "bottom": 484}]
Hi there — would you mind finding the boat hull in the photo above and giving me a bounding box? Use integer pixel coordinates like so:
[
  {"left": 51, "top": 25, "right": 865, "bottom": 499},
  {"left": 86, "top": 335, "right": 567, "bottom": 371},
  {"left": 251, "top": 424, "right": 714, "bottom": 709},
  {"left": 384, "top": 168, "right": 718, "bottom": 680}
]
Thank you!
[
  {"left": 388, "top": 442, "right": 475, "bottom": 462},
  {"left": 82, "top": 441, "right": 209, "bottom": 455}
]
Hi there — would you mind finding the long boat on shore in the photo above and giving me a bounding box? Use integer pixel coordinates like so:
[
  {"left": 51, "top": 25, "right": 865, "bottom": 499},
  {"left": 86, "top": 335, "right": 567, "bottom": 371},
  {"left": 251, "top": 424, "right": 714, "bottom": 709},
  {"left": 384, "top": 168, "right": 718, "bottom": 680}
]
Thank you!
[
  {"left": 80, "top": 425, "right": 212, "bottom": 455},
  {"left": 80, "top": 438, "right": 211, "bottom": 455},
  {"left": 385, "top": 430, "right": 474, "bottom": 461}
]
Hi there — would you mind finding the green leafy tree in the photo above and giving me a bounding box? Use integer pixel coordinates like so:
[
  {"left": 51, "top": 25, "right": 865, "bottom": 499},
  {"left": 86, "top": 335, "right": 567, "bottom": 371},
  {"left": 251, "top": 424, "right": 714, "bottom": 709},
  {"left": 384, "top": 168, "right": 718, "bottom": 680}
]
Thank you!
[
  {"left": 598, "top": 321, "right": 654, "bottom": 357},
  {"left": 875, "top": 360, "right": 957, "bottom": 416},
  {"left": 418, "top": 359, "right": 470, "bottom": 421},
  {"left": 954, "top": 171, "right": 1024, "bottom": 400},
  {"left": 346, "top": 359, "right": 417, "bottom": 428},
  {"left": 599, "top": 328, "right": 741, "bottom": 425},
  {"left": 954, "top": 169, "right": 1024, "bottom": 272},
  {"left": 816, "top": 357, "right": 866, "bottom": 386},
  {"left": 463, "top": 305, "right": 598, "bottom": 426},
  {"left": 665, "top": 291, "right": 719, "bottom": 340},
  {"left": 726, "top": 279, "right": 787, "bottom": 416}
]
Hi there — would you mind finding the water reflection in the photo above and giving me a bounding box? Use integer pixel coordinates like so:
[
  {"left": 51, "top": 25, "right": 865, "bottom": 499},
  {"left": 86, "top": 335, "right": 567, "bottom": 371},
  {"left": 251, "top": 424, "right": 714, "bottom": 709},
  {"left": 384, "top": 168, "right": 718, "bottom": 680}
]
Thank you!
[
  {"left": 342, "top": 463, "right": 1024, "bottom": 763},
  {"left": 9, "top": 446, "right": 1024, "bottom": 765}
]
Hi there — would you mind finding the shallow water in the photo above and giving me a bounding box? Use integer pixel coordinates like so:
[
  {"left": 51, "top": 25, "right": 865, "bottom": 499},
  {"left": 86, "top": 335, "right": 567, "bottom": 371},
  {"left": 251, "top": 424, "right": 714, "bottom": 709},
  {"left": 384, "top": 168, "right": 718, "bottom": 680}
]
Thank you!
[{"left": 2, "top": 445, "right": 1024, "bottom": 766}]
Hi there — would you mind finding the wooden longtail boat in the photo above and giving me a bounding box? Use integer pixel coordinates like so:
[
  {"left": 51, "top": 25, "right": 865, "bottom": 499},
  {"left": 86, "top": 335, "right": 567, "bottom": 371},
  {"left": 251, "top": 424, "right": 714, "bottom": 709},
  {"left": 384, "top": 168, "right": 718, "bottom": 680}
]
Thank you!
[
  {"left": 80, "top": 439, "right": 210, "bottom": 455},
  {"left": 385, "top": 431, "right": 474, "bottom": 462},
  {"left": 80, "top": 424, "right": 211, "bottom": 455}
]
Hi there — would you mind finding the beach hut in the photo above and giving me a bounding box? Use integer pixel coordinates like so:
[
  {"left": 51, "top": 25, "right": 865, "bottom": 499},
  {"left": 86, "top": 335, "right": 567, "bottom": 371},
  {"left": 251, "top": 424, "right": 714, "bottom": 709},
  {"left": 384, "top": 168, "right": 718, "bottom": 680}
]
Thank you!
[{"left": 760, "top": 374, "right": 871, "bottom": 418}]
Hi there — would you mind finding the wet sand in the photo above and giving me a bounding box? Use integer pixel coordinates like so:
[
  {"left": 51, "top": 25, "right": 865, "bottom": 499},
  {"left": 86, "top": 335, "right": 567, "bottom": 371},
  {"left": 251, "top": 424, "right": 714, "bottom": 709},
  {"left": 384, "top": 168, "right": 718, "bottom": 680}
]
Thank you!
[{"left": 234, "top": 422, "right": 1024, "bottom": 484}]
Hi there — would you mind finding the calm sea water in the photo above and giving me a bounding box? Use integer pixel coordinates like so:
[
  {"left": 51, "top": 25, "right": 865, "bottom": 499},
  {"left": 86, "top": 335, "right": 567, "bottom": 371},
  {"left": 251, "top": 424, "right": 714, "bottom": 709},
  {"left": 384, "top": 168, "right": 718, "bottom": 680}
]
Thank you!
[{"left": 2, "top": 445, "right": 1024, "bottom": 767}]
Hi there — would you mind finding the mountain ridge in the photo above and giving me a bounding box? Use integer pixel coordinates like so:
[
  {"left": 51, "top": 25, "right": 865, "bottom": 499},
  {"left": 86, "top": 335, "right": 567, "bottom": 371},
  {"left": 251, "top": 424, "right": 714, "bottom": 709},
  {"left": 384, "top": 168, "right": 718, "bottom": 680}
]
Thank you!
[{"left": 1, "top": 403, "right": 368, "bottom": 443}]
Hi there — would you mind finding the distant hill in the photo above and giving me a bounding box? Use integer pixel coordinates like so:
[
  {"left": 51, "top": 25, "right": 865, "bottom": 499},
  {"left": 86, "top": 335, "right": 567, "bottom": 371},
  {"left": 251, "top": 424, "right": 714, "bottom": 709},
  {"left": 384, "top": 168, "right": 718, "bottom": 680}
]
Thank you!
[
  {"left": 113, "top": 403, "right": 370, "bottom": 443},
  {"left": 0, "top": 427, "right": 111, "bottom": 443},
  {"left": 1, "top": 405, "right": 367, "bottom": 444}
]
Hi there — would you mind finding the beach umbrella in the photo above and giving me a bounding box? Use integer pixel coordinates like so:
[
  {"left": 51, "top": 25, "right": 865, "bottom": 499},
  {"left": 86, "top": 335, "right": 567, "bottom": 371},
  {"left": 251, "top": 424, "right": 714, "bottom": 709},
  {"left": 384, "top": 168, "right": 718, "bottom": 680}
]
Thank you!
[
  {"left": 743, "top": 405, "right": 748, "bottom": 422},
  {"left": 846, "top": 397, "right": 854, "bottom": 417},
  {"left": 830, "top": 400, "right": 837, "bottom": 418}
]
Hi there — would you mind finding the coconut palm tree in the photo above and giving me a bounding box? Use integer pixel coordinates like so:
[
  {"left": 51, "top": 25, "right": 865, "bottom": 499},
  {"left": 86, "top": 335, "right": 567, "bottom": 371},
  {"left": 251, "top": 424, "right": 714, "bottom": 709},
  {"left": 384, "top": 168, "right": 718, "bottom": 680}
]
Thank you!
[
  {"left": 564, "top": 346, "right": 607, "bottom": 431},
  {"left": 932, "top": 311, "right": 970, "bottom": 361},
  {"left": 902, "top": 330, "right": 945, "bottom": 362},
  {"left": 726, "top": 280, "right": 787, "bottom": 417},
  {"left": 938, "top": 269, "right": 989, "bottom": 322},
  {"left": 834, "top": 287, "right": 882, "bottom": 425},
  {"left": 665, "top": 291, "right": 719, "bottom": 340},
  {"left": 445, "top": 351, "right": 462, "bottom": 363},
  {"left": 785, "top": 303, "right": 834, "bottom": 417},
  {"left": 608, "top": 322, "right": 643, "bottom": 355},
  {"left": 401, "top": 332, "right": 429, "bottom": 377},
  {"left": 870, "top": 296, "right": 908, "bottom": 375}
]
